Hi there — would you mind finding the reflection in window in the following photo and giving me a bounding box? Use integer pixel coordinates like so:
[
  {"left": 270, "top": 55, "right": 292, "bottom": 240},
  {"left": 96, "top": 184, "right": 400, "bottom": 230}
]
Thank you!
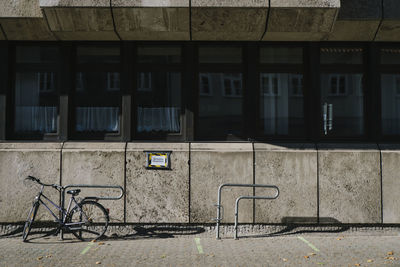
[
  {"left": 137, "top": 46, "right": 181, "bottom": 64},
  {"left": 136, "top": 72, "right": 181, "bottom": 133},
  {"left": 321, "top": 73, "right": 364, "bottom": 136},
  {"left": 381, "top": 74, "right": 400, "bottom": 135},
  {"left": 329, "top": 75, "right": 347, "bottom": 96},
  {"left": 200, "top": 74, "right": 212, "bottom": 96},
  {"left": 260, "top": 73, "right": 304, "bottom": 135},
  {"left": 381, "top": 48, "right": 400, "bottom": 65},
  {"left": 198, "top": 73, "right": 243, "bottom": 139},
  {"left": 321, "top": 48, "right": 363, "bottom": 65},
  {"left": 199, "top": 47, "right": 242, "bottom": 64},
  {"left": 223, "top": 74, "right": 242, "bottom": 97},
  {"left": 260, "top": 47, "right": 303, "bottom": 64},
  {"left": 14, "top": 46, "right": 59, "bottom": 134},
  {"left": 107, "top": 72, "right": 120, "bottom": 91}
]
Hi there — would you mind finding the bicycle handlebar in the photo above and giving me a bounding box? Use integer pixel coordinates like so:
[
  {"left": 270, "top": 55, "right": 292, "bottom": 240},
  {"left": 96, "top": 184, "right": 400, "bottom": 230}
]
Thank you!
[{"left": 26, "top": 176, "right": 63, "bottom": 190}]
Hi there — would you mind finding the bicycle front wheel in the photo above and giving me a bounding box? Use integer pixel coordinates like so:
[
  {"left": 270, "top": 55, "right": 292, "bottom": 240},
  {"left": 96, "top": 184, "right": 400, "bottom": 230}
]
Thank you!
[
  {"left": 66, "top": 201, "right": 109, "bottom": 241},
  {"left": 22, "top": 201, "right": 39, "bottom": 242}
]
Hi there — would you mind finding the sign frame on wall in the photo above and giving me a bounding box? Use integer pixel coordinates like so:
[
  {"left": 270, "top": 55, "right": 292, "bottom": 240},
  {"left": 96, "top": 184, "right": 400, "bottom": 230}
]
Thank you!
[{"left": 145, "top": 151, "right": 172, "bottom": 170}]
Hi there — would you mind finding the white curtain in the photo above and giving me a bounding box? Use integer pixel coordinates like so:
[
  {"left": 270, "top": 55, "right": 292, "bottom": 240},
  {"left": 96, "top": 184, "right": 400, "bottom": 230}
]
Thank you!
[
  {"left": 76, "top": 107, "right": 119, "bottom": 132},
  {"left": 15, "top": 106, "right": 57, "bottom": 133},
  {"left": 137, "top": 107, "right": 180, "bottom": 132}
]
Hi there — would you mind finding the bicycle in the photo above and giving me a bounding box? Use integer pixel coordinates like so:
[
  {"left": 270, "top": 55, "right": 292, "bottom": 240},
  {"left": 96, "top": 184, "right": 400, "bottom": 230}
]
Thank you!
[{"left": 22, "top": 176, "right": 109, "bottom": 242}]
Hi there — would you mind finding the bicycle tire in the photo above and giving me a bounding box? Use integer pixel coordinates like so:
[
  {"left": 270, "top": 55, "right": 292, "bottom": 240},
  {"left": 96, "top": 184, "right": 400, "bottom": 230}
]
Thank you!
[
  {"left": 22, "top": 201, "right": 39, "bottom": 242},
  {"left": 66, "top": 201, "right": 109, "bottom": 241}
]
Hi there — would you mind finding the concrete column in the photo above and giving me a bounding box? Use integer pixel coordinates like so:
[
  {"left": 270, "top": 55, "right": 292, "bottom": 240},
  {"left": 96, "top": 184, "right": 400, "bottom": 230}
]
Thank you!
[
  {"left": 125, "top": 143, "right": 189, "bottom": 223},
  {"left": 0, "top": 142, "right": 62, "bottom": 222}
]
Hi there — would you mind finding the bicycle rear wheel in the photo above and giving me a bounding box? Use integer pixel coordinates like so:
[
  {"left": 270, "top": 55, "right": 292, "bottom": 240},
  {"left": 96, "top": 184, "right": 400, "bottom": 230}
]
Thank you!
[
  {"left": 22, "top": 201, "right": 39, "bottom": 242},
  {"left": 66, "top": 201, "right": 109, "bottom": 241}
]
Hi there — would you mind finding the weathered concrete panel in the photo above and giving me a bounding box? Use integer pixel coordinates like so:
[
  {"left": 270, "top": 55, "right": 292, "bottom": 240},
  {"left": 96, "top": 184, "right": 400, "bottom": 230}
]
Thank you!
[
  {"left": 43, "top": 8, "right": 118, "bottom": 40},
  {"left": 0, "top": 143, "right": 61, "bottom": 222},
  {"left": 0, "top": 18, "right": 55, "bottom": 40},
  {"left": 254, "top": 143, "right": 317, "bottom": 223},
  {"left": 318, "top": 144, "right": 381, "bottom": 224},
  {"left": 329, "top": 20, "right": 380, "bottom": 41},
  {"left": 191, "top": 7, "right": 267, "bottom": 41},
  {"left": 126, "top": 143, "right": 189, "bottom": 223},
  {"left": 380, "top": 145, "right": 400, "bottom": 223},
  {"left": 0, "top": 0, "right": 42, "bottom": 18},
  {"left": 113, "top": 7, "right": 189, "bottom": 40},
  {"left": 191, "top": 143, "right": 253, "bottom": 223},
  {"left": 62, "top": 142, "right": 125, "bottom": 223},
  {"left": 113, "top": 0, "right": 188, "bottom": 7},
  {"left": 40, "top": 0, "right": 110, "bottom": 7},
  {"left": 375, "top": 0, "right": 400, "bottom": 41},
  {"left": 264, "top": 7, "right": 338, "bottom": 41}
]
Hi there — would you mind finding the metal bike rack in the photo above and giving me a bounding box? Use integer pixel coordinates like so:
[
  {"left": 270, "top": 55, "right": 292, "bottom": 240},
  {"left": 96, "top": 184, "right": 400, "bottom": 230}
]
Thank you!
[
  {"left": 214, "top": 183, "right": 279, "bottom": 240},
  {"left": 60, "top": 184, "right": 124, "bottom": 239},
  {"left": 234, "top": 194, "right": 279, "bottom": 240}
]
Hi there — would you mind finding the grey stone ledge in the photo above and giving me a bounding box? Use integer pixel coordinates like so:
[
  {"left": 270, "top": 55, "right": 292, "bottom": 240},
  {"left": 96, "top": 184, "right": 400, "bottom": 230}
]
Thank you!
[
  {"left": 190, "top": 142, "right": 253, "bottom": 152},
  {"left": 62, "top": 142, "right": 126, "bottom": 150},
  {"left": 191, "top": 0, "right": 267, "bottom": 8},
  {"left": 127, "top": 142, "right": 189, "bottom": 152},
  {"left": 254, "top": 143, "right": 316, "bottom": 151},
  {"left": 0, "top": 142, "right": 62, "bottom": 150},
  {"left": 317, "top": 143, "right": 379, "bottom": 151},
  {"left": 40, "top": 0, "right": 110, "bottom": 8},
  {"left": 113, "top": 0, "right": 189, "bottom": 7},
  {"left": 270, "top": 0, "right": 340, "bottom": 8}
]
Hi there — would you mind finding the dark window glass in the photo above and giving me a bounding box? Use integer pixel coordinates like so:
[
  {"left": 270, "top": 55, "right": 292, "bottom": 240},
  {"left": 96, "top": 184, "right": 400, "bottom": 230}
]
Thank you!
[
  {"left": 320, "top": 48, "right": 363, "bottom": 65},
  {"left": 77, "top": 46, "right": 120, "bottom": 64},
  {"left": 381, "top": 48, "right": 400, "bottom": 65},
  {"left": 260, "top": 47, "right": 303, "bottom": 64},
  {"left": 14, "top": 46, "right": 59, "bottom": 134},
  {"left": 381, "top": 74, "right": 400, "bottom": 135},
  {"left": 198, "top": 73, "right": 243, "bottom": 138},
  {"left": 136, "top": 72, "right": 181, "bottom": 133},
  {"left": 321, "top": 73, "right": 364, "bottom": 136},
  {"left": 260, "top": 73, "right": 304, "bottom": 135},
  {"left": 199, "top": 47, "right": 242, "bottom": 63},
  {"left": 75, "top": 46, "right": 121, "bottom": 134},
  {"left": 137, "top": 46, "right": 181, "bottom": 64}
]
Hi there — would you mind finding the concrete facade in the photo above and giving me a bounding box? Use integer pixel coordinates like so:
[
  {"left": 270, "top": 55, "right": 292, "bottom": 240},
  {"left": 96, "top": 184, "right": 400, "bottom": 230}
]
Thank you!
[
  {"left": 254, "top": 143, "right": 318, "bottom": 223},
  {"left": 126, "top": 143, "right": 189, "bottom": 223},
  {"left": 61, "top": 142, "right": 125, "bottom": 223},
  {"left": 190, "top": 143, "right": 253, "bottom": 223},
  {"left": 381, "top": 145, "right": 400, "bottom": 223},
  {"left": 318, "top": 144, "right": 381, "bottom": 224},
  {"left": 2, "top": 0, "right": 400, "bottom": 41},
  {"left": 0, "top": 142, "right": 61, "bottom": 222}
]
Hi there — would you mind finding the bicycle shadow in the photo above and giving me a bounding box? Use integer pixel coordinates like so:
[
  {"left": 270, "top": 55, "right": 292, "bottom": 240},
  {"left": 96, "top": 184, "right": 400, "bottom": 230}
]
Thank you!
[{"left": 109, "top": 225, "right": 206, "bottom": 240}]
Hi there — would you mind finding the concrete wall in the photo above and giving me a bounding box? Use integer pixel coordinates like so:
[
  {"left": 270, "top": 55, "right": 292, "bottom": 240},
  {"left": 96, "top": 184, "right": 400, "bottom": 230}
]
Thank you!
[
  {"left": 190, "top": 143, "right": 253, "bottom": 223},
  {"left": 318, "top": 144, "right": 381, "bottom": 224},
  {"left": 0, "top": 141, "right": 396, "bottom": 225},
  {"left": 0, "top": 142, "right": 61, "bottom": 222},
  {"left": 254, "top": 143, "right": 318, "bottom": 223},
  {"left": 61, "top": 142, "right": 125, "bottom": 223},
  {"left": 126, "top": 143, "right": 189, "bottom": 223}
]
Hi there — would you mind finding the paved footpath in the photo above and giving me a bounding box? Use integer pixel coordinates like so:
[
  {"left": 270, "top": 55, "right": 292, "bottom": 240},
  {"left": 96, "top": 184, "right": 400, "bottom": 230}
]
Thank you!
[{"left": 2, "top": 226, "right": 400, "bottom": 267}]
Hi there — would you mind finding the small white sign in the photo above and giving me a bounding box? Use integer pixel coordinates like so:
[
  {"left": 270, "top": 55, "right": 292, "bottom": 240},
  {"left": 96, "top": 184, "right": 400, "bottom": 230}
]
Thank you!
[{"left": 151, "top": 155, "right": 167, "bottom": 166}]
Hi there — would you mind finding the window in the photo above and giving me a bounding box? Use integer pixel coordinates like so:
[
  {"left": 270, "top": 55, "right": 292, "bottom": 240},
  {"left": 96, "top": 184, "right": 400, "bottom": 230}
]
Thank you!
[
  {"left": 13, "top": 46, "right": 59, "bottom": 137},
  {"left": 74, "top": 46, "right": 121, "bottom": 137},
  {"left": 329, "top": 75, "right": 347, "bottom": 96},
  {"left": 259, "top": 47, "right": 305, "bottom": 137},
  {"left": 135, "top": 46, "right": 182, "bottom": 138},
  {"left": 198, "top": 46, "right": 243, "bottom": 140}
]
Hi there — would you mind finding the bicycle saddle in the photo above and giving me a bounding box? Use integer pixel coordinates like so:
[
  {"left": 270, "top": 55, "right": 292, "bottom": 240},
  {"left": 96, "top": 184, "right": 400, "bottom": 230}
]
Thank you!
[{"left": 66, "top": 189, "right": 81, "bottom": 196}]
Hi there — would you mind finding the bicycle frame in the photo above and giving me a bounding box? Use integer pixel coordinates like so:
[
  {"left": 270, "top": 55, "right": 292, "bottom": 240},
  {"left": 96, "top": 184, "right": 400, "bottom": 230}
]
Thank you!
[{"left": 34, "top": 185, "right": 87, "bottom": 228}]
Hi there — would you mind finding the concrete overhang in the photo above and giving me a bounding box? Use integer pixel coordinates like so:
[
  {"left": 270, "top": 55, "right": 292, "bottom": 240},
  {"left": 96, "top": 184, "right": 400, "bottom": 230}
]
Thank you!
[
  {"left": 112, "top": 0, "right": 190, "bottom": 40},
  {"left": 375, "top": 0, "right": 400, "bottom": 41},
  {"left": 40, "top": 0, "right": 118, "bottom": 40},
  {"left": 263, "top": 0, "right": 340, "bottom": 41},
  {"left": 191, "top": 0, "right": 268, "bottom": 41},
  {"left": 0, "top": 0, "right": 55, "bottom": 40}
]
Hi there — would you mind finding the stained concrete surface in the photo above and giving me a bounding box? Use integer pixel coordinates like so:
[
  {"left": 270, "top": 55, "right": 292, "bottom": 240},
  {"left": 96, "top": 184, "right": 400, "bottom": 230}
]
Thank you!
[
  {"left": 61, "top": 142, "right": 125, "bottom": 223},
  {"left": 380, "top": 144, "right": 400, "bottom": 223},
  {"left": 254, "top": 143, "right": 318, "bottom": 223},
  {"left": 125, "top": 143, "right": 189, "bottom": 223},
  {"left": 0, "top": 0, "right": 42, "bottom": 17},
  {"left": 0, "top": 18, "right": 55, "bottom": 40},
  {"left": 0, "top": 142, "right": 62, "bottom": 222},
  {"left": 318, "top": 144, "right": 381, "bottom": 224},
  {"left": 190, "top": 143, "right": 253, "bottom": 223},
  {"left": 40, "top": 0, "right": 110, "bottom": 7},
  {"left": 113, "top": 7, "right": 189, "bottom": 40},
  {"left": 43, "top": 8, "right": 118, "bottom": 40}
]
